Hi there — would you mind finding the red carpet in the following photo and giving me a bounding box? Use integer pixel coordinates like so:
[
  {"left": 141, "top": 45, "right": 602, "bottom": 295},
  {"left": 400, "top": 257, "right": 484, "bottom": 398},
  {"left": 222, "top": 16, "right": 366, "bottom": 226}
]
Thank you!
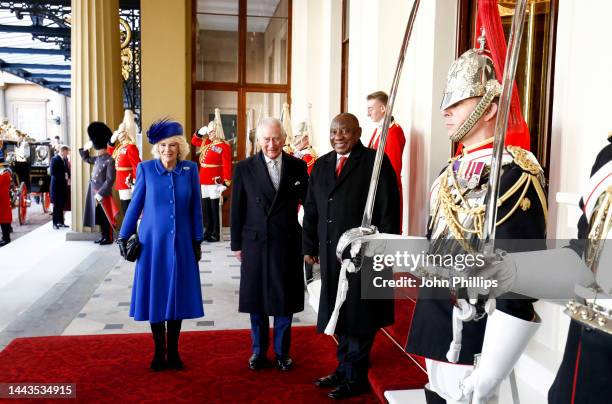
[{"left": 0, "top": 326, "right": 379, "bottom": 403}]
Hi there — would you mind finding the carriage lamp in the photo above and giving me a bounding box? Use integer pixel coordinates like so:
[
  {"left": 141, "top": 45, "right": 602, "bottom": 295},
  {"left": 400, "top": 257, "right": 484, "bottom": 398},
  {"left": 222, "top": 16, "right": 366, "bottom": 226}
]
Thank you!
[{"left": 32, "top": 145, "right": 50, "bottom": 167}]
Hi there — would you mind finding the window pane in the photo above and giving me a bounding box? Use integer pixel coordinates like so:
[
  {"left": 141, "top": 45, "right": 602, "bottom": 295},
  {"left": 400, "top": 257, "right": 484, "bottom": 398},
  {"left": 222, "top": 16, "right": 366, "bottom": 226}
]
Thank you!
[
  {"left": 195, "top": 90, "right": 239, "bottom": 160},
  {"left": 247, "top": 0, "right": 288, "bottom": 18},
  {"left": 245, "top": 92, "right": 287, "bottom": 157},
  {"left": 196, "top": 14, "right": 239, "bottom": 82},
  {"left": 198, "top": 0, "right": 238, "bottom": 15},
  {"left": 246, "top": 17, "right": 288, "bottom": 84}
]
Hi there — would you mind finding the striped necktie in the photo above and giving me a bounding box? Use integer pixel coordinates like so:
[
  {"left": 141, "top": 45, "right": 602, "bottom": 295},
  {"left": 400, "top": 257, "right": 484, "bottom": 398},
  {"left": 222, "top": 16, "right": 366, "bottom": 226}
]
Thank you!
[{"left": 269, "top": 159, "right": 280, "bottom": 190}]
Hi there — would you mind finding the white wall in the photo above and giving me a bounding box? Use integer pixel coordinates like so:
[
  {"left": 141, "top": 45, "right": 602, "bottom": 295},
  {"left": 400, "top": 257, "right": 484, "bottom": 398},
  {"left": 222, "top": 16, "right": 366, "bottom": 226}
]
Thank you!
[
  {"left": 292, "top": 0, "right": 457, "bottom": 235},
  {"left": 4, "top": 83, "right": 69, "bottom": 144},
  {"left": 291, "top": 0, "right": 342, "bottom": 154}
]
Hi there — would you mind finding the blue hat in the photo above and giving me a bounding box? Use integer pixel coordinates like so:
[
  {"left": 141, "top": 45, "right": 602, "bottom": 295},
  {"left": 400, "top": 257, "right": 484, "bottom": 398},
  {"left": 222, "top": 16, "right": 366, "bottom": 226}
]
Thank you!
[{"left": 147, "top": 119, "right": 183, "bottom": 144}]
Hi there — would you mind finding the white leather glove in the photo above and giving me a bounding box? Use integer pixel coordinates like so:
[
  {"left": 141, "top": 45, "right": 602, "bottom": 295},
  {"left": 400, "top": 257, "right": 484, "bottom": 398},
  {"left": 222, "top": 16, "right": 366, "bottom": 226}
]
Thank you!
[
  {"left": 83, "top": 140, "right": 93, "bottom": 150},
  {"left": 215, "top": 184, "right": 227, "bottom": 194},
  {"left": 110, "top": 131, "right": 119, "bottom": 144},
  {"left": 196, "top": 126, "right": 209, "bottom": 137},
  {"left": 94, "top": 193, "right": 103, "bottom": 202}
]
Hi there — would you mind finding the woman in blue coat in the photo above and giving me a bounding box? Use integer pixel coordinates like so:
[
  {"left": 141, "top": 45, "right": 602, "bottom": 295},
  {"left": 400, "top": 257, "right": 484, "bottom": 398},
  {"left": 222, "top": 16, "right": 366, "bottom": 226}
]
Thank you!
[{"left": 118, "top": 119, "right": 204, "bottom": 371}]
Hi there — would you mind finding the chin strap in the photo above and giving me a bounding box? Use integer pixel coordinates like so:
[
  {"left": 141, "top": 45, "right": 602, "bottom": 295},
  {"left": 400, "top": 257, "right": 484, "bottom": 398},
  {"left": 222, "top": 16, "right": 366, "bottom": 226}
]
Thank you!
[{"left": 449, "top": 80, "right": 501, "bottom": 143}]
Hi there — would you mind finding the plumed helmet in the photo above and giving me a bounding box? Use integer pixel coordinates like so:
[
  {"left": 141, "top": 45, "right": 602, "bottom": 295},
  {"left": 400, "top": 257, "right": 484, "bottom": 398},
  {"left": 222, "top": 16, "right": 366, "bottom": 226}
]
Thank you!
[
  {"left": 213, "top": 108, "right": 225, "bottom": 140},
  {"left": 293, "top": 121, "right": 308, "bottom": 144},
  {"left": 440, "top": 30, "right": 502, "bottom": 142},
  {"left": 121, "top": 109, "right": 138, "bottom": 143},
  {"left": 440, "top": 49, "right": 500, "bottom": 111},
  {"left": 146, "top": 119, "right": 183, "bottom": 144},
  {"left": 87, "top": 122, "right": 113, "bottom": 150}
]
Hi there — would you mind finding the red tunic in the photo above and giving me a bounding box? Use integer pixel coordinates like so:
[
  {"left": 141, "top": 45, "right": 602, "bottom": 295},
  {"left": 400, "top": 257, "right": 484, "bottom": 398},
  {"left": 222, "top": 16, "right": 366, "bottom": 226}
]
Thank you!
[
  {"left": 294, "top": 146, "right": 317, "bottom": 175},
  {"left": 368, "top": 121, "right": 406, "bottom": 189},
  {"left": 0, "top": 169, "right": 12, "bottom": 224},
  {"left": 191, "top": 136, "right": 232, "bottom": 185},
  {"left": 108, "top": 143, "right": 141, "bottom": 191},
  {"left": 369, "top": 121, "right": 406, "bottom": 229}
]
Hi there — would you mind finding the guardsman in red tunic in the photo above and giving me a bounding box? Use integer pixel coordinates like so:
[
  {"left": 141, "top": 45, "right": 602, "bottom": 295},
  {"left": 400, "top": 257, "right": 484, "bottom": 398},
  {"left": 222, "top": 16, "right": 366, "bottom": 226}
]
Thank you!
[
  {"left": 191, "top": 109, "right": 232, "bottom": 242},
  {"left": 108, "top": 110, "right": 141, "bottom": 214},
  {"left": 366, "top": 91, "right": 406, "bottom": 227},
  {"left": 0, "top": 154, "right": 12, "bottom": 247},
  {"left": 292, "top": 121, "right": 318, "bottom": 174}
]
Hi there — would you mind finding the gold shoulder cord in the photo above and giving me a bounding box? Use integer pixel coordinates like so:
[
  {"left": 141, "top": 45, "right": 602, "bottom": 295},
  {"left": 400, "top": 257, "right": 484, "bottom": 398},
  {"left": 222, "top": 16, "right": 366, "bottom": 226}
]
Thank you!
[
  {"left": 433, "top": 147, "right": 548, "bottom": 245},
  {"left": 199, "top": 141, "right": 212, "bottom": 165},
  {"left": 585, "top": 187, "right": 612, "bottom": 269}
]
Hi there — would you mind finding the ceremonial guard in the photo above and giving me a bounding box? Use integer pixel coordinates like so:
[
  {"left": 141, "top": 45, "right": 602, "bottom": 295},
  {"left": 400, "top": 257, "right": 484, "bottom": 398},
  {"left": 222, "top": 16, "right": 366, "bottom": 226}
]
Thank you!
[
  {"left": 405, "top": 39, "right": 548, "bottom": 403},
  {"left": 292, "top": 120, "right": 318, "bottom": 282},
  {"left": 108, "top": 110, "right": 141, "bottom": 215},
  {"left": 79, "top": 122, "right": 118, "bottom": 245},
  {"left": 366, "top": 91, "right": 405, "bottom": 199},
  {"left": 292, "top": 121, "right": 318, "bottom": 175},
  {"left": 547, "top": 134, "right": 612, "bottom": 404},
  {"left": 0, "top": 154, "right": 12, "bottom": 247},
  {"left": 191, "top": 108, "right": 232, "bottom": 242}
]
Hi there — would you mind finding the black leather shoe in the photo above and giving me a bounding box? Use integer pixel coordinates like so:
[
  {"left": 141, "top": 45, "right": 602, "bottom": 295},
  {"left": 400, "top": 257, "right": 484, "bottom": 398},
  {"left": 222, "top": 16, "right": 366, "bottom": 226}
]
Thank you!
[
  {"left": 99, "top": 239, "right": 113, "bottom": 246},
  {"left": 150, "top": 355, "right": 166, "bottom": 371},
  {"left": 94, "top": 237, "right": 104, "bottom": 244},
  {"left": 59, "top": 224, "right": 69, "bottom": 228},
  {"left": 327, "top": 381, "right": 369, "bottom": 400},
  {"left": 167, "top": 352, "right": 184, "bottom": 370},
  {"left": 0, "top": 240, "right": 8, "bottom": 247},
  {"left": 53, "top": 224, "right": 60, "bottom": 230},
  {"left": 248, "top": 354, "right": 267, "bottom": 370},
  {"left": 315, "top": 372, "right": 344, "bottom": 388},
  {"left": 276, "top": 356, "right": 293, "bottom": 371}
]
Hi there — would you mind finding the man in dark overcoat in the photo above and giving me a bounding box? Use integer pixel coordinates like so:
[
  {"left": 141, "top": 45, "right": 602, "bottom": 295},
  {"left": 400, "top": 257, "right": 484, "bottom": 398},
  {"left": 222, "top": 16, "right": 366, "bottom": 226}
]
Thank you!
[
  {"left": 50, "top": 145, "right": 70, "bottom": 229},
  {"left": 230, "top": 117, "right": 309, "bottom": 372},
  {"left": 302, "top": 113, "right": 400, "bottom": 399}
]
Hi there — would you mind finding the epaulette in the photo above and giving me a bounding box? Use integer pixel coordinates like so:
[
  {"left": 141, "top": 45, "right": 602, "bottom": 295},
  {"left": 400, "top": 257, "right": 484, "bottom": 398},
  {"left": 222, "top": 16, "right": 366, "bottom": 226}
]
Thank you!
[
  {"left": 307, "top": 145, "right": 318, "bottom": 159},
  {"left": 506, "top": 145, "right": 543, "bottom": 175},
  {"left": 607, "top": 131, "right": 612, "bottom": 143}
]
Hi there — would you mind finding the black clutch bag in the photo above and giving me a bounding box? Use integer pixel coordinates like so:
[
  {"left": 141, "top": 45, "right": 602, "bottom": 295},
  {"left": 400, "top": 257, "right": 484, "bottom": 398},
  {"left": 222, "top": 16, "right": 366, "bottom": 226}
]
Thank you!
[{"left": 121, "top": 234, "right": 141, "bottom": 262}]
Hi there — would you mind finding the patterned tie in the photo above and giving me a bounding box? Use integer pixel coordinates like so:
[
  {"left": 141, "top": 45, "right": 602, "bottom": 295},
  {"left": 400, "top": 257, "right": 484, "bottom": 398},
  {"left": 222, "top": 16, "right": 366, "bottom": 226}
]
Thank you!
[
  {"left": 269, "top": 159, "right": 280, "bottom": 190},
  {"left": 336, "top": 156, "right": 347, "bottom": 177}
]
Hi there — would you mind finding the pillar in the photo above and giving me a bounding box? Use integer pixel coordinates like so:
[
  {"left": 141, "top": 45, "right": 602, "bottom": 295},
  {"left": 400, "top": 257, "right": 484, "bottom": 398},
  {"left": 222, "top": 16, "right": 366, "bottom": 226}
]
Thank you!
[
  {"left": 140, "top": 0, "right": 192, "bottom": 160},
  {"left": 0, "top": 83, "right": 6, "bottom": 119},
  {"left": 69, "top": 0, "right": 123, "bottom": 234}
]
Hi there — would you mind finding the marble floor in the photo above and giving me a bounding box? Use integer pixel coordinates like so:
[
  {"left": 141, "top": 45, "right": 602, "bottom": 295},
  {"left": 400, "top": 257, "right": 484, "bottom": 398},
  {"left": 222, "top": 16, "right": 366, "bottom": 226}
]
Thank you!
[{"left": 0, "top": 222, "right": 317, "bottom": 350}]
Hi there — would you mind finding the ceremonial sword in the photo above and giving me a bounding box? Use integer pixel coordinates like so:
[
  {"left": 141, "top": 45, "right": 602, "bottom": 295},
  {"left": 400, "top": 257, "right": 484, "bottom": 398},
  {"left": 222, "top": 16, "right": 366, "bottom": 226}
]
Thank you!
[
  {"left": 470, "top": 2, "right": 528, "bottom": 404},
  {"left": 477, "top": 0, "right": 528, "bottom": 257}
]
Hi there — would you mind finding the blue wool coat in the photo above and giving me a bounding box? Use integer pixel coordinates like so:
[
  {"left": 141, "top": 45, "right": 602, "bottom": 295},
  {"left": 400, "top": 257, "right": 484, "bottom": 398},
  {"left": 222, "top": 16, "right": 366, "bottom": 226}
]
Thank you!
[{"left": 119, "top": 159, "right": 204, "bottom": 322}]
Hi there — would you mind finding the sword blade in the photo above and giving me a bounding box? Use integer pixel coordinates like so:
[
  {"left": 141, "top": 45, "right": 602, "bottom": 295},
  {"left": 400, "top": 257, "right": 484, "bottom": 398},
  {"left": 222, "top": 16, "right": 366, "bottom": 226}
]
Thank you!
[
  {"left": 361, "top": 0, "right": 421, "bottom": 228},
  {"left": 479, "top": 0, "right": 528, "bottom": 256}
]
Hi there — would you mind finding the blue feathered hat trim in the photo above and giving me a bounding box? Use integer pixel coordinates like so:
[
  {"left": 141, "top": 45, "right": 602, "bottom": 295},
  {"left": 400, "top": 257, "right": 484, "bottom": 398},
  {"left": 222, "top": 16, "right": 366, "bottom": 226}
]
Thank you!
[{"left": 147, "top": 119, "right": 183, "bottom": 144}]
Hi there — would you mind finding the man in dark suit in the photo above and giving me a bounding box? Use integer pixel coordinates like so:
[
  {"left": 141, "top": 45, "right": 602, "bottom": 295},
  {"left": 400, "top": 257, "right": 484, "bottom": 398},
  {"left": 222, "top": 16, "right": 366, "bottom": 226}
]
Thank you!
[
  {"left": 302, "top": 113, "right": 400, "bottom": 399},
  {"left": 50, "top": 145, "right": 70, "bottom": 229},
  {"left": 230, "top": 117, "right": 309, "bottom": 372}
]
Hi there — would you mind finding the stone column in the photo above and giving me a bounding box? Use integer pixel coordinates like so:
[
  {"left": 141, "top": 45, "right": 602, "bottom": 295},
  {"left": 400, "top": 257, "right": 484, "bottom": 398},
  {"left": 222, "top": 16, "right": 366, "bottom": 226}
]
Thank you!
[
  {"left": 141, "top": 0, "right": 192, "bottom": 160},
  {"left": 0, "top": 83, "right": 6, "bottom": 119},
  {"left": 69, "top": 0, "right": 123, "bottom": 235}
]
